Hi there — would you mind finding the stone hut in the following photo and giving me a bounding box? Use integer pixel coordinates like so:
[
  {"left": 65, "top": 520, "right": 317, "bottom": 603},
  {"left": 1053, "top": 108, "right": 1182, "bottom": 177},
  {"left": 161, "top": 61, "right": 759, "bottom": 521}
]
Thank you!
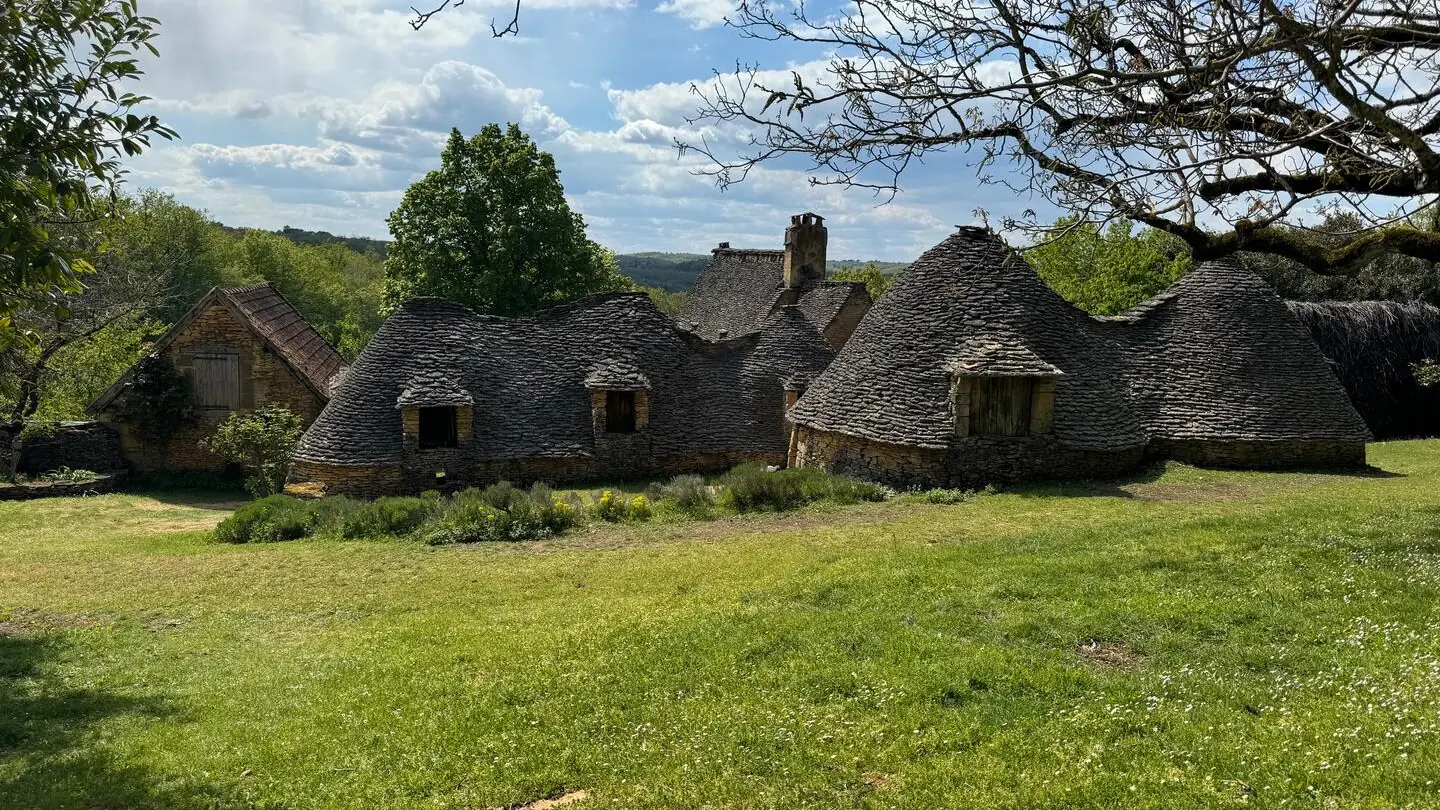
[
  {"left": 680, "top": 213, "right": 872, "bottom": 349},
  {"left": 786, "top": 227, "right": 1371, "bottom": 489},
  {"left": 89, "top": 283, "right": 344, "bottom": 471},
  {"left": 290, "top": 292, "right": 838, "bottom": 497}
]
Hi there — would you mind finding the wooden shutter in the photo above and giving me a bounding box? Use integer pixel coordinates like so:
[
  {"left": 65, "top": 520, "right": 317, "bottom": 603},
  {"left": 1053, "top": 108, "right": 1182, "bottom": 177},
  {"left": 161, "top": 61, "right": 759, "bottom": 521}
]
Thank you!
[
  {"left": 193, "top": 353, "right": 240, "bottom": 410},
  {"left": 973, "top": 377, "right": 1033, "bottom": 436}
]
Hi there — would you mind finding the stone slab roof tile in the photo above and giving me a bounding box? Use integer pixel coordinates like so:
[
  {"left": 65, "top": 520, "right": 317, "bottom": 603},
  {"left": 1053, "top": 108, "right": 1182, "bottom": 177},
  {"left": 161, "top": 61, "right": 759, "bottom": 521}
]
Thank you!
[
  {"left": 788, "top": 227, "right": 1366, "bottom": 451},
  {"left": 295, "top": 291, "right": 837, "bottom": 466}
]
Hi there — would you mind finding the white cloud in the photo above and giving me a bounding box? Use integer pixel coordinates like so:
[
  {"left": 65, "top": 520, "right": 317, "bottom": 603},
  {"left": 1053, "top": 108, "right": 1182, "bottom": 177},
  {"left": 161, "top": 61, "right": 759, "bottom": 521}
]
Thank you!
[{"left": 655, "top": 0, "right": 737, "bottom": 29}]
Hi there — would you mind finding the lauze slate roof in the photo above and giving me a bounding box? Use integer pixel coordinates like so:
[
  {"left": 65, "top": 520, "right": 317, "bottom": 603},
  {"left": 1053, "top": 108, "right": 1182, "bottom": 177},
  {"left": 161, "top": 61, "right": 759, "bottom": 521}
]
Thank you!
[
  {"left": 679, "top": 247, "right": 868, "bottom": 340},
  {"left": 294, "top": 292, "right": 837, "bottom": 467},
  {"left": 788, "top": 227, "right": 1370, "bottom": 451}
]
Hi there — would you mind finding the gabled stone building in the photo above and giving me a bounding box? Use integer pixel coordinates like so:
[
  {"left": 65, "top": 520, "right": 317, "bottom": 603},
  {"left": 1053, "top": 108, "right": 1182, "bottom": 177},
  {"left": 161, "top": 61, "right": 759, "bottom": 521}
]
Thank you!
[
  {"left": 290, "top": 214, "right": 863, "bottom": 496},
  {"left": 786, "top": 227, "right": 1371, "bottom": 488},
  {"left": 680, "top": 213, "right": 872, "bottom": 348},
  {"left": 89, "top": 283, "right": 344, "bottom": 471}
]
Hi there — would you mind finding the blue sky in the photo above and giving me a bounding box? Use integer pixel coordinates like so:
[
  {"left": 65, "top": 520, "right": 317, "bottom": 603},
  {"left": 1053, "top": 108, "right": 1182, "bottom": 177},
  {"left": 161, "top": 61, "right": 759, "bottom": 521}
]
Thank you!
[{"left": 126, "top": 0, "right": 1026, "bottom": 260}]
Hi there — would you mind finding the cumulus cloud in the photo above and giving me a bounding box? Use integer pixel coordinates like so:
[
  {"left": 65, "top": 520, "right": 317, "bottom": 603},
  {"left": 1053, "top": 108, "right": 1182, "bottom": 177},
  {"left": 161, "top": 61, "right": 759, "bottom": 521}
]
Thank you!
[
  {"left": 311, "top": 61, "right": 571, "bottom": 154},
  {"left": 654, "top": 0, "right": 738, "bottom": 29},
  {"left": 128, "top": 1, "right": 983, "bottom": 257}
]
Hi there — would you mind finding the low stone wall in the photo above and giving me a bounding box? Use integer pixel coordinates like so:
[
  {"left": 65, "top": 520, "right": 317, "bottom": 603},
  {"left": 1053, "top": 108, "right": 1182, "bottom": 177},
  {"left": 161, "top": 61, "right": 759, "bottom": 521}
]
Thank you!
[
  {"left": 790, "top": 426, "right": 1144, "bottom": 490},
  {"left": 1148, "top": 439, "right": 1367, "bottom": 469},
  {"left": 0, "top": 471, "right": 128, "bottom": 501},
  {"left": 293, "top": 449, "right": 788, "bottom": 498},
  {"left": 17, "top": 422, "right": 125, "bottom": 475}
]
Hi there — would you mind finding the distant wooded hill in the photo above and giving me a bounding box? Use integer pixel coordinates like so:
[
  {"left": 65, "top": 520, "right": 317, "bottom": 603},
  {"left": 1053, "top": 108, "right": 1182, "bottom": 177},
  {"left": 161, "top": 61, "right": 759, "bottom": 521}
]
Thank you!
[{"left": 265, "top": 227, "right": 906, "bottom": 292}]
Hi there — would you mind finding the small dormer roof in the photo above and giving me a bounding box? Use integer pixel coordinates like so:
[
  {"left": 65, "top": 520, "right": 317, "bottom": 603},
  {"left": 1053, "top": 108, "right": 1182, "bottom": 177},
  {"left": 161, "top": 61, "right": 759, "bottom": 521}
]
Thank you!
[
  {"left": 396, "top": 374, "right": 472, "bottom": 408},
  {"left": 946, "top": 338, "right": 1064, "bottom": 378},
  {"left": 584, "top": 359, "right": 650, "bottom": 390}
]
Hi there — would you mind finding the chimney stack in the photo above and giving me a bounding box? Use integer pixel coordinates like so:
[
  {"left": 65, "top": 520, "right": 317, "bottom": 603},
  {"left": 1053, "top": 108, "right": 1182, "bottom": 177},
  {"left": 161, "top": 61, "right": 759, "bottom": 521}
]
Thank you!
[{"left": 783, "top": 212, "right": 827, "bottom": 288}]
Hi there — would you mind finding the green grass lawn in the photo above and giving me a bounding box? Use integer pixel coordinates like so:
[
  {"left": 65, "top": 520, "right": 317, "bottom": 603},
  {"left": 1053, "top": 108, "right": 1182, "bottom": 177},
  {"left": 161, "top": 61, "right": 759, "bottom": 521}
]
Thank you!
[{"left": 4, "top": 444, "right": 1440, "bottom": 809}]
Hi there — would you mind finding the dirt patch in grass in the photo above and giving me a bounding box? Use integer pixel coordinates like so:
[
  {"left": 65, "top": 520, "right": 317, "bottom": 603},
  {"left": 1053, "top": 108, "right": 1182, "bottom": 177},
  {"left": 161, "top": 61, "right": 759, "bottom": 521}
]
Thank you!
[
  {"left": 1077, "top": 639, "right": 1143, "bottom": 671},
  {"left": 0, "top": 607, "right": 103, "bottom": 636},
  {"left": 861, "top": 772, "right": 893, "bottom": 790},
  {"left": 498, "top": 790, "right": 590, "bottom": 810}
]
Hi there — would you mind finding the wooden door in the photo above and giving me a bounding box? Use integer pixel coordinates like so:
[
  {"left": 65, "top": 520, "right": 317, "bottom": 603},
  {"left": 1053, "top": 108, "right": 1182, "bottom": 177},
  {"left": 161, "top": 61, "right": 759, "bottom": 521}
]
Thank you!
[
  {"left": 974, "top": 377, "right": 1033, "bottom": 436},
  {"left": 192, "top": 353, "right": 240, "bottom": 411}
]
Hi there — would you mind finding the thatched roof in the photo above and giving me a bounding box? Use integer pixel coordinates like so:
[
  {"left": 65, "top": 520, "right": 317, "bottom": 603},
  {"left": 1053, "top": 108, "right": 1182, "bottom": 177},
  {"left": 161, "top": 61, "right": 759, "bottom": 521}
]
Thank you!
[{"left": 1287, "top": 300, "right": 1440, "bottom": 438}]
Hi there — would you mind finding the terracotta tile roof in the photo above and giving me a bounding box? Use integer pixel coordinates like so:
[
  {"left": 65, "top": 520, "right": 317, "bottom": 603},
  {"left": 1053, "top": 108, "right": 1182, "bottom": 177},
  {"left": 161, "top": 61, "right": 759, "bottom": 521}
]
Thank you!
[
  {"left": 219, "top": 283, "right": 345, "bottom": 397},
  {"left": 88, "top": 282, "right": 344, "bottom": 414}
]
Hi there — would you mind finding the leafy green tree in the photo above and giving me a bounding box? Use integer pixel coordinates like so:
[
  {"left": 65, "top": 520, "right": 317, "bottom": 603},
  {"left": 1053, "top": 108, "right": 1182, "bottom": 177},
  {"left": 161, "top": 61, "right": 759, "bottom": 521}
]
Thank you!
[
  {"left": 642, "top": 286, "right": 690, "bottom": 318},
  {"left": 1026, "top": 219, "right": 1192, "bottom": 316},
  {"left": 200, "top": 405, "right": 305, "bottom": 498},
  {"left": 102, "top": 190, "right": 242, "bottom": 322},
  {"left": 383, "top": 125, "right": 631, "bottom": 316},
  {"left": 222, "top": 231, "right": 385, "bottom": 358},
  {"left": 0, "top": 0, "right": 176, "bottom": 349},
  {"left": 831, "top": 263, "right": 894, "bottom": 300}
]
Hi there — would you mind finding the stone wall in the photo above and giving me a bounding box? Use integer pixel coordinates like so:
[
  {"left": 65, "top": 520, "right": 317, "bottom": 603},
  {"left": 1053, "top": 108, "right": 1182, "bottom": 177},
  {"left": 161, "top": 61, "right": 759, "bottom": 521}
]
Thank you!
[
  {"left": 790, "top": 426, "right": 1144, "bottom": 490},
  {"left": 16, "top": 422, "right": 125, "bottom": 474},
  {"left": 98, "top": 301, "right": 327, "bottom": 472},
  {"left": 822, "top": 291, "right": 872, "bottom": 350},
  {"left": 295, "top": 449, "right": 786, "bottom": 498},
  {"left": 1149, "top": 439, "right": 1367, "bottom": 469}
]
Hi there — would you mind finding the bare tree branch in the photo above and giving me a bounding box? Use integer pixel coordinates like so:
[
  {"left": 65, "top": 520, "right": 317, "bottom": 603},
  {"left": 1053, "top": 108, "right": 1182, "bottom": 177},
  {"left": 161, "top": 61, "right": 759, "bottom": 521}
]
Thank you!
[
  {"left": 681, "top": 0, "right": 1440, "bottom": 272},
  {"left": 409, "top": 0, "right": 520, "bottom": 37}
]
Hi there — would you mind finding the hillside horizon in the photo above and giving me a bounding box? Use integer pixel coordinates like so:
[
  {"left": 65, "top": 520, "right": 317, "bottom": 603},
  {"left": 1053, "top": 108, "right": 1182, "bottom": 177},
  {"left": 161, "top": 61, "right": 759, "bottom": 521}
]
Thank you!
[{"left": 235, "top": 224, "right": 907, "bottom": 292}]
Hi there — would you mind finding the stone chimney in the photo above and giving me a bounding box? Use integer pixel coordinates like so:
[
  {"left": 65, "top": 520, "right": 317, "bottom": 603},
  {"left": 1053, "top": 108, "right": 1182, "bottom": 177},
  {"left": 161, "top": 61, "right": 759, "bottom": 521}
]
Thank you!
[{"left": 783, "top": 212, "right": 827, "bottom": 288}]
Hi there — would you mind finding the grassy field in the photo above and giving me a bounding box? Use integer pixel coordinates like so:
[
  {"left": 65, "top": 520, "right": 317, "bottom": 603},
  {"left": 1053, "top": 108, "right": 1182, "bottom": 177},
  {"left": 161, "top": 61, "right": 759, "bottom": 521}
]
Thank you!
[{"left": 3, "top": 443, "right": 1440, "bottom": 809}]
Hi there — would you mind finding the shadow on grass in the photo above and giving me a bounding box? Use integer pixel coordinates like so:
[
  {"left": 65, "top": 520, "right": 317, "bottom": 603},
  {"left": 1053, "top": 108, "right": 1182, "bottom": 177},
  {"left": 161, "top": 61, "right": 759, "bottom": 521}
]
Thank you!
[
  {"left": 1009, "top": 459, "right": 1406, "bottom": 500},
  {"left": 0, "top": 634, "right": 260, "bottom": 809}
]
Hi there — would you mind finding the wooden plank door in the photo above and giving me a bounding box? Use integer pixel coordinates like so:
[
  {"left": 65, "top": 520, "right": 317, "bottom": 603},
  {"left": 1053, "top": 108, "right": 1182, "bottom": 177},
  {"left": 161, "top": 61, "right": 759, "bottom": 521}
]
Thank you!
[{"left": 193, "top": 353, "right": 240, "bottom": 411}]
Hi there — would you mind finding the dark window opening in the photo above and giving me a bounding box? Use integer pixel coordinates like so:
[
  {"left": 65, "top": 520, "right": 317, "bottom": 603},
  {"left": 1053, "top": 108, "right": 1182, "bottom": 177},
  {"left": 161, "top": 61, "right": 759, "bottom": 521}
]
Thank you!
[
  {"left": 606, "top": 390, "right": 637, "bottom": 433},
  {"left": 418, "top": 406, "right": 458, "bottom": 448},
  {"left": 973, "top": 377, "right": 1033, "bottom": 437}
]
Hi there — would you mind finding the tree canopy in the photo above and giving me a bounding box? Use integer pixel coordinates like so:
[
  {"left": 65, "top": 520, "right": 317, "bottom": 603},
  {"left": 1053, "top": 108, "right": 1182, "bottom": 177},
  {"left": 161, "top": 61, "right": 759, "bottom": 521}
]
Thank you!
[
  {"left": 383, "top": 125, "right": 631, "bottom": 317},
  {"left": 0, "top": 0, "right": 175, "bottom": 349},
  {"left": 679, "top": 0, "right": 1440, "bottom": 273},
  {"left": 1026, "top": 219, "right": 1192, "bottom": 315}
]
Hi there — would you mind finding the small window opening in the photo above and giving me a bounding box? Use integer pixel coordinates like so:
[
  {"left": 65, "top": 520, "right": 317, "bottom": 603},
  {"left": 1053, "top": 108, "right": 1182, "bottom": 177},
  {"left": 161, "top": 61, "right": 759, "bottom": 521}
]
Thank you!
[
  {"left": 605, "top": 390, "right": 637, "bottom": 433},
  {"left": 973, "top": 378, "right": 1034, "bottom": 437},
  {"left": 418, "top": 406, "right": 458, "bottom": 448}
]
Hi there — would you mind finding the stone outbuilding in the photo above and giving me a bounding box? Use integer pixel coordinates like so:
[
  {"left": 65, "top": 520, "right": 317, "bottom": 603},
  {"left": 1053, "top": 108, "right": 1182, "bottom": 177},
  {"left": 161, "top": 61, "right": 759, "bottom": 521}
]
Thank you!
[
  {"left": 290, "top": 214, "right": 867, "bottom": 497},
  {"left": 290, "top": 292, "right": 838, "bottom": 496},
  {"left": 88, "top": 283, "right": 344, "bottom": 471},
  {"left": 786, "top": 226, "right": 1371, "bottom": 489},
  {"left": 680, "top": 212, "right": 872, "bottom": 348}
]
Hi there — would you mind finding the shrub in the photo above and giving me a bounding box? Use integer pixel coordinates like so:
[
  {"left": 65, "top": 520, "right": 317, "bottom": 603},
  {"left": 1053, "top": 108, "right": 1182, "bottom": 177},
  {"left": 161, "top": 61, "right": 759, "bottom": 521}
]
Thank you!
[
  {"left": 590, "top": 490, "right": 651, "bottom": 522},
  {"left": 720, "top": 463, "right": 890, "bottom": 512},
  {"left": 416, "top": 481, "right": 583, "bottom": 544},
  {"left": 720, "top": 463, "right": 807, "bottom": 512},
  {"left": 922, "top": 487, "right": 971, "bottom": 505},
  {"left": 339, "top": 496, "right": 436, "bottom": 539},
  {"left": 35, "top": 466, "right": 100, "bottom": 483},
  {"left": 199, "top": 405, "right": 305, "bottom": 498},
  {"left": 653, "top": 474, "right": 714, "bottom": 514},
  {"left": 214, "top": 495, "right": 316, "bottom": 544}
]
